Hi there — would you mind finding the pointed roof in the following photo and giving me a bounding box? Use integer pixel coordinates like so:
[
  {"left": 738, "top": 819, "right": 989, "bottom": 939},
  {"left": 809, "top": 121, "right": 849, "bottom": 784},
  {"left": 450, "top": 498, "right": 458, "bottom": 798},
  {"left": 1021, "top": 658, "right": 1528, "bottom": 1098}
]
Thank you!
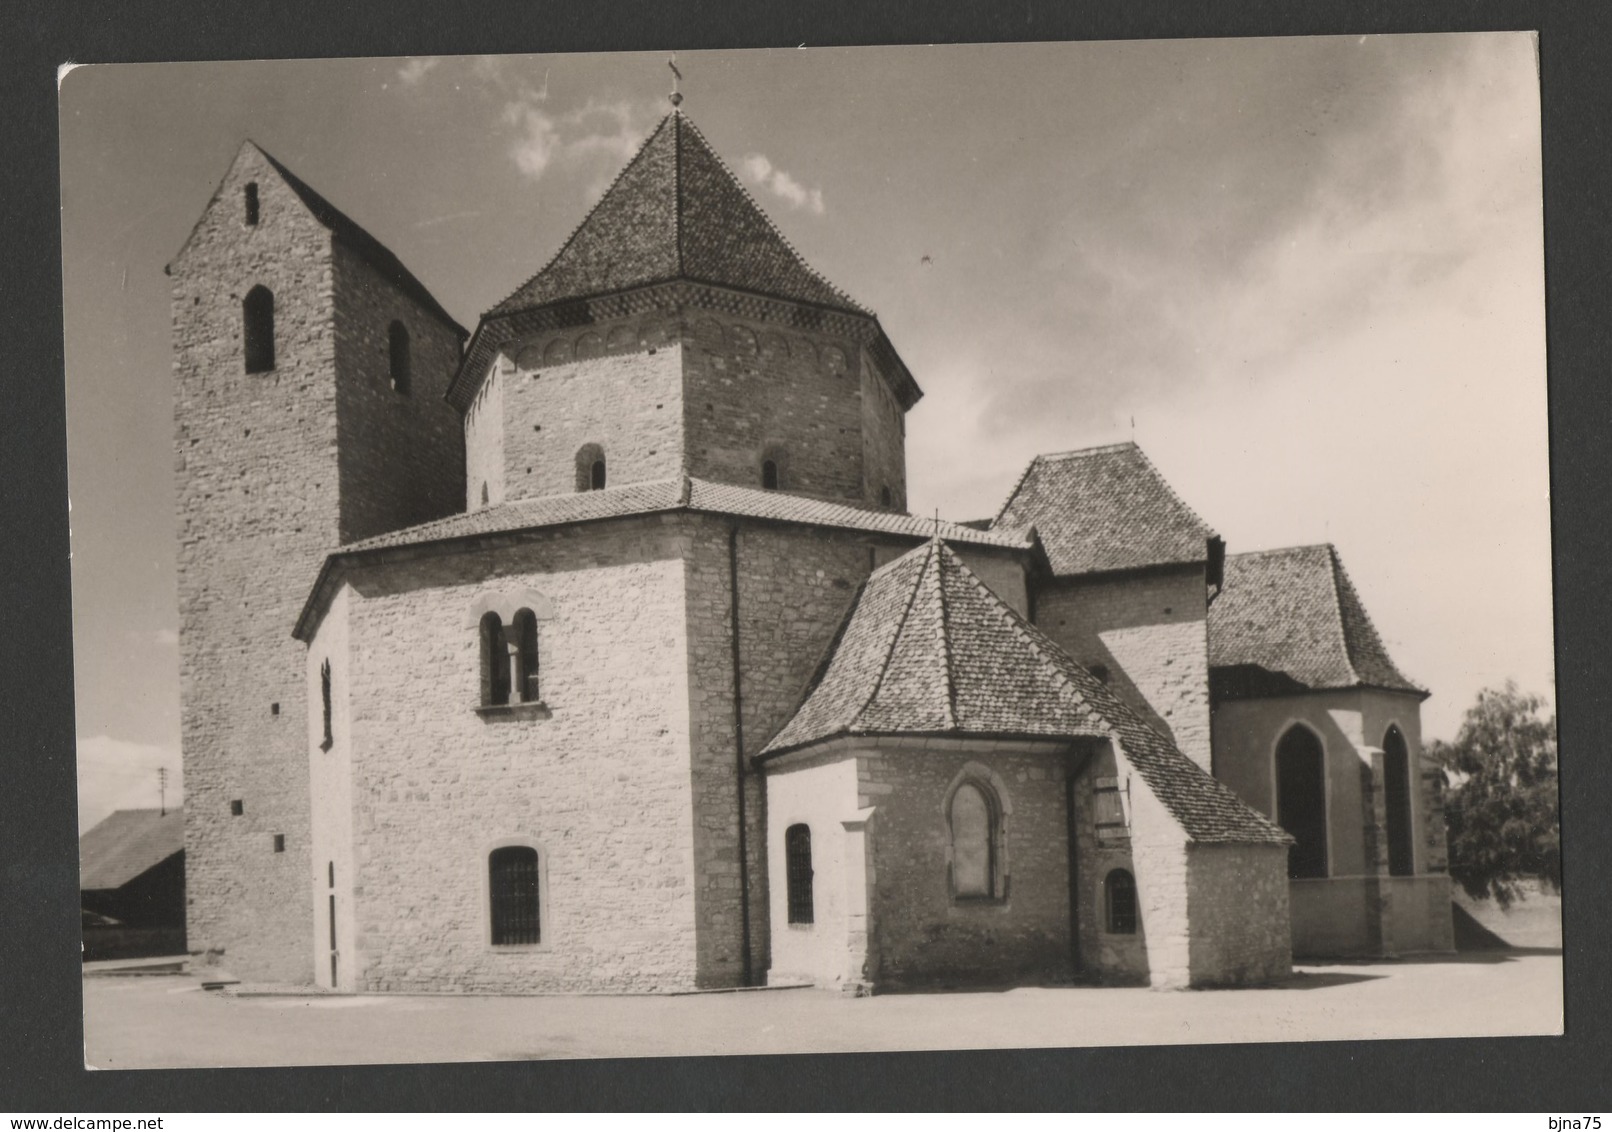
[
  {"left": 79, "top": 808, "right": 185, "bottom": 892},
  {"left": 489, "top": 112, "right": 868, "bottom": 318},
  {"left": 763, "top": 541, "right": 1290, "bottom": 845},
  {"left": 993, "top": 443, "right": 1218, "bottom": 577},
  {"left": 1209, "top": 544, "right": 1426, "bottom": 699}
]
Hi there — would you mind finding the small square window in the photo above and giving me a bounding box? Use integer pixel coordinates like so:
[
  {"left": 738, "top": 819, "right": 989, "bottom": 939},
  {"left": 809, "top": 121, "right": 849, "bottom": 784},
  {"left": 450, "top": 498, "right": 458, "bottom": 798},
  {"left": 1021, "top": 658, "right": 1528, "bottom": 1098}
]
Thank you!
[
  {"left": 273, "top": 834, "right": 285, "bottom": 853},
  {"left": 230, "top": 800, "right": 244, "bottom": 816},
  {"left": 270, "top": 702, "right": 280, "bottom": 716}
]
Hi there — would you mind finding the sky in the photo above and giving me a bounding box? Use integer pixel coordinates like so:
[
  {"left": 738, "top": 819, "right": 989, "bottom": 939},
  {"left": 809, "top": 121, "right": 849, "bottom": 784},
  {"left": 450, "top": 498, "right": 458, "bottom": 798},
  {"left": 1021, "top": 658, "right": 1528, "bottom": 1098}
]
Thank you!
[{"left": 58, "top": 35, "right": 1550, "bottom": 831}]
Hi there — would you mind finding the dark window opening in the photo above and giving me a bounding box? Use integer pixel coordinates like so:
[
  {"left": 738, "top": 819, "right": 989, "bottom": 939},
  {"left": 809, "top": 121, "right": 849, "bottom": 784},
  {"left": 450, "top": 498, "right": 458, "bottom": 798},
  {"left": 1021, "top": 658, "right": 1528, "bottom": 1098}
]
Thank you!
[
  {"left": 880, "top": 485, "right": 893, "bottom": 508},
  {"left": 1276, "top": 725, "right": 1328, "bottom": 879},
  {"left": 1093, "top": 775, "right": 1128, "bottom": 842},
  {"left": 230, "top": 799, "right": 243, "bottom": 816},
  {"left": 480, "top": 612, "right": 510, "bottom": 706},
  {"left": 480, "top": 482, "right": 489, "bottom": 507},
  {"left": 1383, "top": 725, "right": 1415, "bottom": 877},
  {"left": 950, "top": 781, "right": 997, "bottom": 898},
  {"left": 1089, "top": 664, "right": 1110, "bottom": 685},
  {"left": 244, "top": 182, "right": 259, "bottom": 226},
  {"left": 388, "top": 321, "right": 411, "bottom": 394},
  {"left": 785, "top": 824, "right": 814, "bottom": 924},
  {"left": 1105, "top": 869, "right": 1137, "bottom": 934},
  {"left": 762, "top": 460, "right": 779, "bottom": 491},
  {"left": 490, "top": 845, "right": 541, "bottom": 945},
  {"left": 320, "top": 658, "right": 333, "bottom": 750},
  {"left": 273, "top": 834, "right": 285, "bottom": 853},
  {"left": 512, "top": 609, "right": 540, "bottom": 704},
  {"left": 328, "top": 861, "right": 335, "bottom": 889},
  {"left": 575, "top": 444, "right": 606, "bottom": 492},
  {"left": 243, "top": 285, "right": 275, "bottom": 373},
  {"left": 270, "top": 702, "right": 280, "bottom": 716}
]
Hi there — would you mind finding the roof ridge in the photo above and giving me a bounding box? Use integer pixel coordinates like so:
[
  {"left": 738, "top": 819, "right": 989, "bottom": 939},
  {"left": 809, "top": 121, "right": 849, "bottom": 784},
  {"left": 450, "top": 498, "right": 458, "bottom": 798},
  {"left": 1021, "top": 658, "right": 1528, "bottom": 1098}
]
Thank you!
[
  {"left": 856, "top": 542, "right": 935, "bottom": 728},
  {"left": 1327, "top": 545, "right": 1425, "bottom": 693},
  {"left": 1035, "top": 441, "right": 1140, "bottom": 460},
  {"left": 484, "top": 112, "right": 678, "bottom": 318},
  {"left": 1127, "top": 445, "right": 1219, "bottom": 541},
  {"left": 674, "top": 113, "right": 871, "bottom": 316},
  {"left": 1226, "top": 542, "right": 1334, "bottom": 562},
  {"left": 673, "top": 110, "right": 685, "bottom": 278},
  {"left": 991, "top": 455, "right": 1044, "bottom": 526},
  {"left": 930, "top": 541, "right": 958, "bottom": 730},
  {"left": 1321, "top": 543, "right": 1360, "bottom": 685}
]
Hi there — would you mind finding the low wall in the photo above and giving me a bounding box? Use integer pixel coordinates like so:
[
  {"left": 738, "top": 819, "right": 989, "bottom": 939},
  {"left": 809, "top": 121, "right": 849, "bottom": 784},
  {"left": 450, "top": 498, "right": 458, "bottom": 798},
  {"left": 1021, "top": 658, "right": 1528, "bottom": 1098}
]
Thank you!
[
  {"left": 1186, "top": 843, "right": 1291, "bottom": 985},
  {"left": 1383, "top": 875, "right": 1454, "bottom": 954},
  {"left": 1291, "top": 875, "right": 1454, "bottom": 957}
]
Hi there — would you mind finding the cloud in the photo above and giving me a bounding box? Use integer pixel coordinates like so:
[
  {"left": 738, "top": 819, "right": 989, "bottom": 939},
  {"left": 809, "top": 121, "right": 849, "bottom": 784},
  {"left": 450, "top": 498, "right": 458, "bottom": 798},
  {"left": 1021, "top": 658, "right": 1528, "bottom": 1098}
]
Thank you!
[
  {"left": 502, "top": 94, "right": 655, "bottom": 189},
  {"left": 739, "top": 153, "right": 825, "bottom": 215},
  {"left": 396, "top": 57, "right": 440, "bottom": 87},
  {"left": 76, "top": 734, "right": 182, "bottom": 832}
]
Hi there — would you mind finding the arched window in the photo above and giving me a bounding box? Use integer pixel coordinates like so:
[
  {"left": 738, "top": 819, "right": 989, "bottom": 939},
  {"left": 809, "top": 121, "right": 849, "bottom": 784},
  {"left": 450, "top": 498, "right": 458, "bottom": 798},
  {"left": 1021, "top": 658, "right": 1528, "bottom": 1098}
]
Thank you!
[
  {"left": 949, "top": 781, "right": 997, "bottom": 898},
  {"left": 388, "top": 321, "right": 411, "bottom": 394},
  {"left": 489, "top": 846, "right": 540, "bottom": 945},
  {"left": 480, "top": 612, "right": 510, "bottom": 707},
  {"left": 785, "top": 824, "right": 814, "bottom": 924},
  {"left": 244, "top": 182, "right": 259, "bottom": 226},
  {"left": 243, "top": 285, "right": 275, "bottom": 373},
  {"left": 319, "top": 658, "right": 333, "bottom": 750},
  {"left": 1276, "top": 725, "right": 1328, "bottom": 879},
  {"left": 1383, "top": 725, "right": 1415, "bottom": 877},
  {"left": 512, "top": 609, "right": 540, "bottom": 704},
  {"left": 1104, "top": 868, "right": 1137, "bottom": 934},
  {"left": 760, "top": 445, "right": 788, "bottom": 491},
  {"left": 762, "top": 460, "right": 780, "bottom": 491},
  {"left": 575, "top": 444, "right": 606, "bottom": 492}
]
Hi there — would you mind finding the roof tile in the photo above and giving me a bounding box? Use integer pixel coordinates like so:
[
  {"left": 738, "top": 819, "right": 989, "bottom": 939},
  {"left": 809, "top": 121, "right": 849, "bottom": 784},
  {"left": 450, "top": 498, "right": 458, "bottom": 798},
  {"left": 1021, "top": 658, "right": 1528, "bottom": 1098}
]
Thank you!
[{"left": 80, "top": 808, "right": 184, "bottom": 891}]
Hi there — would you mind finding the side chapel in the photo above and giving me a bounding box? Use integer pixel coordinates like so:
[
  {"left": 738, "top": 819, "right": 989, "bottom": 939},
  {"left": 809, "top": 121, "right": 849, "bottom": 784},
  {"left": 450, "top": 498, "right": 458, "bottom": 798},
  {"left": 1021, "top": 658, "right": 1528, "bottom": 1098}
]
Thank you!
[{"left": 168, "top": 105, "right": 1452, "bottom": 994}]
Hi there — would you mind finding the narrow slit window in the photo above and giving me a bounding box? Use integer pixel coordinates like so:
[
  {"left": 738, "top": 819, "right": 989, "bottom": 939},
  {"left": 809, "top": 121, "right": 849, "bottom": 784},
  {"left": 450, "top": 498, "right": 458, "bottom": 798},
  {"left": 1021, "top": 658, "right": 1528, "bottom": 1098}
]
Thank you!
[
  {"left": 243, "top": 285, "right": 275, "bottom": 373},
  {"left": 388, "top": 321, "right": 411, "bottom": 394},
  {"left": 489, "top": 845, "right": 540, "bottom": 945},
  {"left": 320, "top": 658, "right": 333, "bottom": 749},
  {"left": 244, "top": 182, "right": 259, "bottom": 226},
  {"left": 575, "top": 444, "right": 606, "bottom": 492},
  {"left": 273, "top": 834, "right": 286, "bottom": 853},
  {"left": 480, "top": 612, "right": 510, "bottom": 706},
  {"left": 762, "top": 460, "right": 779, "bottom": 491},
  {"left": 785, "top": 824, "right": 814, "bottom": 924},
  {"left": 591, "top": 458, "right": 606, "bottom": 490},
  {"left": 512, "top": 609, "right": 540, "bottom": 703}
]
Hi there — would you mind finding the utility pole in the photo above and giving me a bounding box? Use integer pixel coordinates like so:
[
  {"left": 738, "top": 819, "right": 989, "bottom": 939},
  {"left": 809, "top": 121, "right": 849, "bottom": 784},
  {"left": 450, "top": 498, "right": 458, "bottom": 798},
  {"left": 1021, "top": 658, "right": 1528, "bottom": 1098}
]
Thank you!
[{"left": 157, "top": 767, "right": 168, "bottom": 817}]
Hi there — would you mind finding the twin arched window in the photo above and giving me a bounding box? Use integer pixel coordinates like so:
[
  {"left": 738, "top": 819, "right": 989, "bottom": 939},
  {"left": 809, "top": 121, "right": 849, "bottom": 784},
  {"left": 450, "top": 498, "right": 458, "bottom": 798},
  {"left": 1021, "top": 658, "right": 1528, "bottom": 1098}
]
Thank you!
[
  {"left": 389, "top": 321, "right": 411, "bottom": 394},
  {"left": 489, "top": 845, "right": 540, "bottom": 945},
  {"left": 785, "top": 824, "right": 814, "bottom": 924},
  {"left": 480, "top": 609, "right": 540, "bottom": 706},
  {"left": 1104, "top": 869, "right": 1137, "bottom": 934},
  {"left": 949, "top": 780, "right": 1002, "bottom": 899},
  {"left": 243, "top": 285, "right": 275, "bottom": 373},
  {"left": 576, "top": 444, "right": 606, "bottom": 492}
]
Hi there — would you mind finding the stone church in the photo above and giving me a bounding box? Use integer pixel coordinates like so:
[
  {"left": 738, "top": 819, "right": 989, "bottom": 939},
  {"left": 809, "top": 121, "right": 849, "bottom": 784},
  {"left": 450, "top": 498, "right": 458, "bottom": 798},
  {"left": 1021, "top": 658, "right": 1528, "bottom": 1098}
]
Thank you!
[{"left": 168, "top": 107, "right": 1452, "bottom": 995}]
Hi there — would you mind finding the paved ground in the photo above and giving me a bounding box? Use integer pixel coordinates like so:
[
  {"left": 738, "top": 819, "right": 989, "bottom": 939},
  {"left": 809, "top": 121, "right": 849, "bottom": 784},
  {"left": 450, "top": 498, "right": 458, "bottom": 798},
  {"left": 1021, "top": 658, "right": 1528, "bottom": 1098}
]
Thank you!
[{"left": 82, "top": 952, "right": 1562, "bottom": 1069}]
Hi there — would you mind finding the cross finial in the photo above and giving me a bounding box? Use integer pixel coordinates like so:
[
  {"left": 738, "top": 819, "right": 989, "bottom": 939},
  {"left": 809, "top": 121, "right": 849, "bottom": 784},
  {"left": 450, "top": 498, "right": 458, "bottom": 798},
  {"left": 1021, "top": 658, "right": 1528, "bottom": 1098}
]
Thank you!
[
  {"left": 934, "top": 508, "right": 942, "bottom": 541},
  {"left": 668, "top": 54, "right": 684, "bottom": 108}
]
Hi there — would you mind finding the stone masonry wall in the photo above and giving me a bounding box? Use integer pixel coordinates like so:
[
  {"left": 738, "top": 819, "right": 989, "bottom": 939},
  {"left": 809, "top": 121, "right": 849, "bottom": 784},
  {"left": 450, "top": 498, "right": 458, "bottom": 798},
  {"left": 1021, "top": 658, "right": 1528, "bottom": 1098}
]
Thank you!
[
  {"left": 1068, "top": 743, "right": 1151, "bottom": 984},
  {"left": 859, "top": 349, "right": 907, "bottom": 510},
  {"left": 332, "top": 243, "right": 465, "bottom": 543},
  {"left": 306, "top": 586, "right": 357, "bottom": 988},
  {"left": 335, "top": 517, "right": 699, "bottom": 992},
  {"left": 171, "top": 146, "right": 342, "bottom": 983},
  {"left": 1185, "top": 843, "right": 1291, "bottom": 985},
  {"left": 496, "top": 321, "right": 684, "bottom": 501},
  {"left": 863, "top": 742, "right": 1074, "bottom": 989},
  {"left": 763, "top": 751, "right": 862, "bottom": 988},
  {"left": 682, "top": 313, "right": 870, "bottom": 502},
  {"left": 464, "top": 363, "right": 504, "bottom": 509},
  {"left": 1034, "top": 567, "right": 1211, "bottom": 770}
]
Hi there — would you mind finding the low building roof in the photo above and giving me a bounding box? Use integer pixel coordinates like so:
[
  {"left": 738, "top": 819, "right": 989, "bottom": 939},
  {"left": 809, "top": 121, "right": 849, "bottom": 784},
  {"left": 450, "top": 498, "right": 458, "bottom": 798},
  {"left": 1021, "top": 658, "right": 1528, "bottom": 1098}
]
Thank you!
[
  {"left": 80, "top": 808, "right": 184, "bottom": 892},
  {"left": 1209, "top": 544, "right": 1426, "bottom": 699},
  {"left": 993, "top": 442, "right": 1219, "bottom": 578},
  {"left": 295, "top": 478, "right": 1036, "bottom": 641},
  {"left": 762, "top": 539, "right": 1290, "bottom": 845}
]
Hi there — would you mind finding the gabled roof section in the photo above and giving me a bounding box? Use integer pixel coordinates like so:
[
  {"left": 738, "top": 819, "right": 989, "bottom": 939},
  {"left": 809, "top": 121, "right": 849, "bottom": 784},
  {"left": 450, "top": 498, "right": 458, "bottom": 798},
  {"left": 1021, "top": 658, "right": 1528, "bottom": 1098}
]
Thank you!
[
  {"left": 993, "top": 443, "right": 1218, "bottom": 577},
  {"left": 1209, "top": 544, "right": 1426, "bottom": 698},
  {"left": 256, "top": 147, "right": 468, "bottom": 337},
  {"left": 80, "top": 808, "right": 184, "bottom": 891},
  {"left": 763, "top": 540, "right": 1290, "bottom": 845},
  {"left": 489, "top": 112, "right": 869, "bottom": 319}
]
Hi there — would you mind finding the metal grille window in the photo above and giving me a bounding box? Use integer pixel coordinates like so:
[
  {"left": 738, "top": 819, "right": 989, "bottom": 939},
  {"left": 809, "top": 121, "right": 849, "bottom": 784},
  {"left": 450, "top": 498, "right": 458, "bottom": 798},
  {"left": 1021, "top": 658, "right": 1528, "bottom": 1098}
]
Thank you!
[
  {"left": 1105, "top": 868, "right": 1137, "bottom": 934},
  {"left": 785, "top": 824, "right": 814, "bottom": 924},
  {"left": 489, "top": 846, "right": 540, "bottom": 945}
]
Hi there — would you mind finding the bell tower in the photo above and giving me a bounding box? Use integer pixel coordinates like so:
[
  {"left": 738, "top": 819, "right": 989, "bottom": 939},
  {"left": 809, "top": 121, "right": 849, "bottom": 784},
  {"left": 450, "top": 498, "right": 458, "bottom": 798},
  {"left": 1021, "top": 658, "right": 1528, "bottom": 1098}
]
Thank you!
[{"left": 170, "top": 141, "right": 465, "bottom": 980}]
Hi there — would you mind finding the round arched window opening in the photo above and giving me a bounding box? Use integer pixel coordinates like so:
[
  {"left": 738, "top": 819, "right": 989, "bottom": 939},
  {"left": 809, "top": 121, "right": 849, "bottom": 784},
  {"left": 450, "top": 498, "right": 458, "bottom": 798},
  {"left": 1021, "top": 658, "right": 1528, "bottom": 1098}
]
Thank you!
[{"left": 762, "top": 460, "right": 779, "bottom": 491}]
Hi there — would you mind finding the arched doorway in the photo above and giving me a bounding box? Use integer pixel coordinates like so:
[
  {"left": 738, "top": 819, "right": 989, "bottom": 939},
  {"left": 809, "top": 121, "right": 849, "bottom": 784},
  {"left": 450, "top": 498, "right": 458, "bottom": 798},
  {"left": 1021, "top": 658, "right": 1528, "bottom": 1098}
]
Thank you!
[
  {"left": 1276, "top": 725, "right": 1328, "bottom": 879},
  {"left": 1382, "top": 725, "right": 1415, "bottom": 876}
]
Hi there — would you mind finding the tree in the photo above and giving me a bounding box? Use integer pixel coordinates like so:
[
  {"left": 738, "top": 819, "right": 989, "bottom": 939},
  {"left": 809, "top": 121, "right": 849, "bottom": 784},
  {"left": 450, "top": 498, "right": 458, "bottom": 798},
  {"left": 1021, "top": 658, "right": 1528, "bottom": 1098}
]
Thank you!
[{"left": 1429, "top": 681, "right": 1559, "bottom": 908}]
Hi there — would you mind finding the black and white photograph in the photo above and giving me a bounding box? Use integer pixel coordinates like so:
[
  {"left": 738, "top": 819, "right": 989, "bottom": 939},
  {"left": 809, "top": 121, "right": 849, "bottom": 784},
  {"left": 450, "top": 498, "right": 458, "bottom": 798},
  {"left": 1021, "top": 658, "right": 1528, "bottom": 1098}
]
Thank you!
[{"left": 58, "top": 35, "right": 1562, "bottom": 1071}]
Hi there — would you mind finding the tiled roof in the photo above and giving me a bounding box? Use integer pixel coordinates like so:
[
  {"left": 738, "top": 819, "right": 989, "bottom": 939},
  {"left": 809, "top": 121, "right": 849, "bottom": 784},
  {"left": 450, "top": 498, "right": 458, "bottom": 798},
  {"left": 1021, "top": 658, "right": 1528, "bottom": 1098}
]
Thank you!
[
  {"left": 1208, "top": 544, "right": 1426, "bottom": 698},
  {"left": 763, "top": 541, "right": 1290, "bottom": 845},
  {"left": 300, "top": 479, "right": 1030, "bottom": 640},
  {"left": 257, "top": 147, "right": 468, "bottom": 338},
  {"left": 993, "top": 443, "right": 1217, "bottom": 576},
  {"left": 80, "top": 808, "right": 184, "bottom": 892},
  {"left": 488, "top": 113, "right": 868, "bottom": 318}
]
